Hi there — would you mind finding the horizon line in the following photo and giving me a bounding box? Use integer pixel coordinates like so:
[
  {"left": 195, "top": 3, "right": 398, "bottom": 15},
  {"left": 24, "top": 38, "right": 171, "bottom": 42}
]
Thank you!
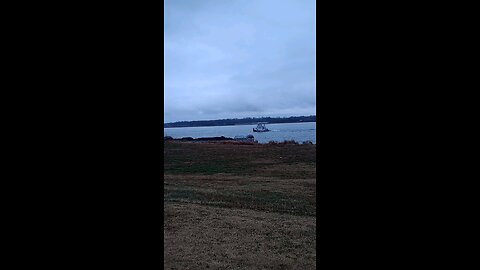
[{"left": 164, "top": 115, "right": 316, "bottom": 125}]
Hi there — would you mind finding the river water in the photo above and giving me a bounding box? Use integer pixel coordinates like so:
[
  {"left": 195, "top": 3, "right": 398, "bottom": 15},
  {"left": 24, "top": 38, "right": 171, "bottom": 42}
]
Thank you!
[{"left": 164, "top": 122, "right": 316, "bottom": 144}]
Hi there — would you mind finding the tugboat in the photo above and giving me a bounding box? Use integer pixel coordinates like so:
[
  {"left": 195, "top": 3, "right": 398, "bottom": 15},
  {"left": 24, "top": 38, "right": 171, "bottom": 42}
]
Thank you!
[{"left": 253, "top": 122, "right": 270, "bottom": 132}]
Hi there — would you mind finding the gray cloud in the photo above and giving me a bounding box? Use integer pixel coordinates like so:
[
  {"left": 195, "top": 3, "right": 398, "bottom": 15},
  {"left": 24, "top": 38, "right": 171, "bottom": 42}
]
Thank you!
[{"left": 164, "top": 0, "right": 316, "bottom": 123}]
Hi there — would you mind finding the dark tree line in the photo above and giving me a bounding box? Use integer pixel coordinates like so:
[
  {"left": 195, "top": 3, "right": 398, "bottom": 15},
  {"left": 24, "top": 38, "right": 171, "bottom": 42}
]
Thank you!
[{"left": 164, "top": 115, "right": 316, "bottom": 128}]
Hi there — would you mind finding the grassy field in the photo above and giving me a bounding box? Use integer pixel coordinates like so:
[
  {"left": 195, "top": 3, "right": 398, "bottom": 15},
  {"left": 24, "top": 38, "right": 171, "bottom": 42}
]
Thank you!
[{"left": 164, "top": 141, "right": 316, "bottom": 269}]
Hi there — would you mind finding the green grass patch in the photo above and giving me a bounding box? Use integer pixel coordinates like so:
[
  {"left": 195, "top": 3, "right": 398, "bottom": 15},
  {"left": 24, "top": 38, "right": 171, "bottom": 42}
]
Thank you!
[
  {"left": 164, "top": 142, "right": 316, "bottom": 178},
  {"left": 164, "top": 188, "right": 315, "bottom": 217}
]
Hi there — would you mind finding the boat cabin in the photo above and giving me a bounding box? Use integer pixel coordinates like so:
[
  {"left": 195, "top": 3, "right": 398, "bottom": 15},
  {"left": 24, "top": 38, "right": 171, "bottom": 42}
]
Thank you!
[{"left": 253, "top": 122, "right": 270, "bottom": 132}]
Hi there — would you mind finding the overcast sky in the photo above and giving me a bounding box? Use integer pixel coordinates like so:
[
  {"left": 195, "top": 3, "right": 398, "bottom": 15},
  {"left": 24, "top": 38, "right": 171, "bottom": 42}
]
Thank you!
[{"left": 164, "top": 0, "right": 316, "bottom": 123}]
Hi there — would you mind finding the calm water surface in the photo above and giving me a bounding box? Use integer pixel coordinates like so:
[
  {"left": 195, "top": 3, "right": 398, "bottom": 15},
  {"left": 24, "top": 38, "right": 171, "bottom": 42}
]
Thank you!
[{"left": 164, "top": 122, "right": 316, "bottom": 144}]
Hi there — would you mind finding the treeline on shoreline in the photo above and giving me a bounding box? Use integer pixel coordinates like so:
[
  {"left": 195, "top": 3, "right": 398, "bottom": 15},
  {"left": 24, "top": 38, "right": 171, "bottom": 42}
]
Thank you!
[{"left": 164, "top": 115, "right": 316, "bottom": 128}]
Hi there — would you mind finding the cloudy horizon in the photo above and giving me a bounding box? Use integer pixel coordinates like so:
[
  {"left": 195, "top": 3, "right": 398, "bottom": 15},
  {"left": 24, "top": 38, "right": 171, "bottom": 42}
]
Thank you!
[{"left": 164, "top": 0, "right": 316, "bottom": 123}]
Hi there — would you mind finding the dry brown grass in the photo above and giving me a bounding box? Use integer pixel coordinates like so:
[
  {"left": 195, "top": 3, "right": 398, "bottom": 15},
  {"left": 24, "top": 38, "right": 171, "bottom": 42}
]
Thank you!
[
  {"left": 164, "top": 142, "right": 316, "bottom": 269},
  {"left": 164, "top": 204, "right": 315, "bottom": 270}
]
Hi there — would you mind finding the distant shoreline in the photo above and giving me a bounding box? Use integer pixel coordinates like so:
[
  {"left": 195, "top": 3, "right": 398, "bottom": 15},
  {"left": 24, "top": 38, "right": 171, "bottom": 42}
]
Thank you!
[
  {"left": 164, "top": 121, "right": 316, "bottom": 129},
  {"left": 164, "top": 115, "right": 316, "bottom": 128}
]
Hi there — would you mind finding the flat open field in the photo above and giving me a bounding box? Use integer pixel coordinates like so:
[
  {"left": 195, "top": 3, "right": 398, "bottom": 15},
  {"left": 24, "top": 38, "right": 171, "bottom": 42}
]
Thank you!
[{"left": 164, "top": 141, "right": 316, "bottom": 269}]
